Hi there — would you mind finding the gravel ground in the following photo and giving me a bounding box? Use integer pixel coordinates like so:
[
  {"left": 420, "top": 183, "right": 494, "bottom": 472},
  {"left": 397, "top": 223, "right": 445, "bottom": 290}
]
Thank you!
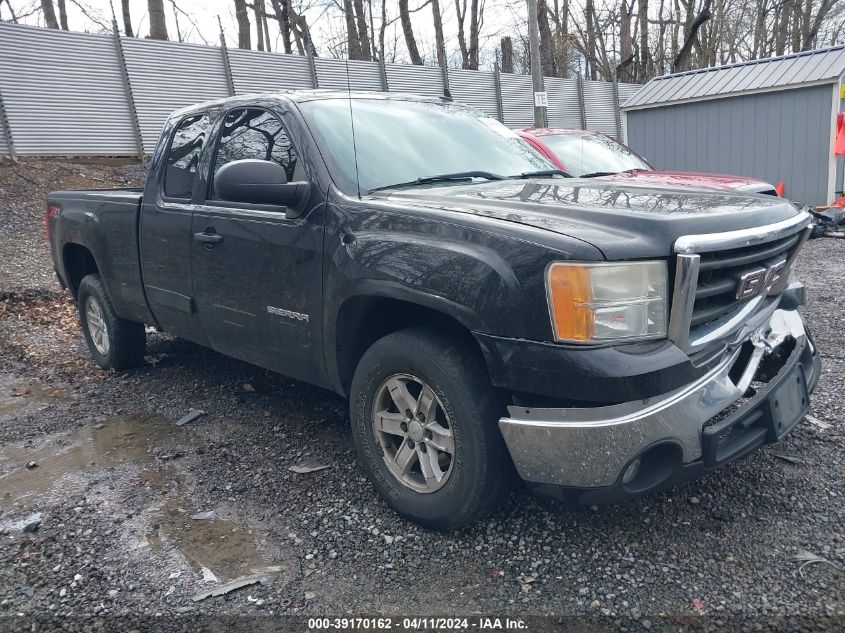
[{"left": 1, "top": 157, "right": 844, "bottom": 631}]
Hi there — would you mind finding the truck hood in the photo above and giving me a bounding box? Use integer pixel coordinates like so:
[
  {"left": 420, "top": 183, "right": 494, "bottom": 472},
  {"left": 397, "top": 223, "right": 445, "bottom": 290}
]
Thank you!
[
  {"left": 596, "top": 170, "right": 777, "bottom": 194},
  {"left": 381, "top": 178, "right": 803, "bottom": 260}
]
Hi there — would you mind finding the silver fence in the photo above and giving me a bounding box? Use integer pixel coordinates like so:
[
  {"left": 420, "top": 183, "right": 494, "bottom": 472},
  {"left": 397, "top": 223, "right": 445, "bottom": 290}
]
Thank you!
[{"left": 0, "top": 21, "right": 640, "bottom": 159}]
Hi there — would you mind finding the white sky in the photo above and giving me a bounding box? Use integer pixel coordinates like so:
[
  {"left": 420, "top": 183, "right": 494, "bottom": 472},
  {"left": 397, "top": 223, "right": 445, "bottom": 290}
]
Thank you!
[{"left": 1, "top": 0, "right": 528, "bottom": 69}]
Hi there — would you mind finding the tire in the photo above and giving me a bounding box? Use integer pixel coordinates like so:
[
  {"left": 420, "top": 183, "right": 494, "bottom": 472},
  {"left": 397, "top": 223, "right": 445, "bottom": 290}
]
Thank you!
[
  {"left": 350, "top": 327, "right": 511, "bottom": 530},
  {"left": 77, "top": 274, "right": 145, "bottom": 370}
]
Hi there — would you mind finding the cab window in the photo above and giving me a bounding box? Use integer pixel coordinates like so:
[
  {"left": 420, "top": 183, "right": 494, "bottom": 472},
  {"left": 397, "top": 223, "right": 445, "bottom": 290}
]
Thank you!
[
  {"left": 211, "top": 108, "right": 299, "bottom": 199},
  {"left": 164, "top": 113, "right": 210, "bottom": 199}
]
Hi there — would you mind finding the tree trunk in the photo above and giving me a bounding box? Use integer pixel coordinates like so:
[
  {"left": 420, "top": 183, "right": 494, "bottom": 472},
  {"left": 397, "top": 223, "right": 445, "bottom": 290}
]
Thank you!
[
  {"left": 398, "top": 0, "right": 423, "bottom": 64},
  {"left": 254, "top": 0, "right": 265, "bottom": 50},
  {"left": 148, "top": 0, "right": 169, "bottom": 40},
  {"left": 354, "top": 0, "right": 372, "bottom": 60},
  {"left": 673, "top": 0, "right": 712, "bottom": 72},
  {"left": 269, "top": 0, "right": 293, "bottom": 53},
  {"left": 468, "top": 0, "right": 480, "bottom": 69},
  {"left": 500, "top": 36, "right": 513, "bottom": 73},
  {"left": 455, "top": 0, "right": 469, "bottom": 68},
  {"left": 638, "top": 0, "right": 651, "bottom": 82},
  {"left": 432, "top": 0, "right": 447, "bottom": 68},
  {"left": 121, "top": 0, "right": 134, "bottom": 36},
  {"left": 619, "top": 0, "right": 634, "bottom": 81},
  {"left": 233, "top": 0, "right": 250, "bottom": 48},
  {"left": 57, "top": 0, "right": 68, "bottom": 29},
  {"left": 585, "top": 0, "right": 597, "bottom": 79},
  {"left": 559, "top": 0, "right": 569, "bottom": 77},
  {"left": 538, "top": 0, "right": 557, "bottom": 76},
  {"left": 41, "top": 0, "right": 59, "bottom": 29},
  {"left": 343, "top": 0, "right": 362, "bottom": 59}
]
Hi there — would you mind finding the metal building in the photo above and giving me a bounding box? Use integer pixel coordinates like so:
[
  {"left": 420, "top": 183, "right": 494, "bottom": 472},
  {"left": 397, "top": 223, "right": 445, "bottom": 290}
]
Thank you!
[{"left": 622, "top": 47, "right": 845, "bottom": 206}]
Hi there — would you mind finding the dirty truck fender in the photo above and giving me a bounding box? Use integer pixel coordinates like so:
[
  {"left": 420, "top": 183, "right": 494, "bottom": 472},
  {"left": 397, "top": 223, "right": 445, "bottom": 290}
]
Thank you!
[{"left": 320, "top": 198, "right": 604, "bottom": 395}]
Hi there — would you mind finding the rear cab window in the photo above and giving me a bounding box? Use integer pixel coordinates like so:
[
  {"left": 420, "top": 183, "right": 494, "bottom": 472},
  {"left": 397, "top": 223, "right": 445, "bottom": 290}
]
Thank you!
[{"left": 163, "top": 113, "right": 211, "bottom": 200}]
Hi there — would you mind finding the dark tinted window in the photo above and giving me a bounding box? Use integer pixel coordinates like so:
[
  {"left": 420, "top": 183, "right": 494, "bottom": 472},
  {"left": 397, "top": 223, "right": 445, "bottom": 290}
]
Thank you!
[
  {"left": 211, "top": 108, "right": 298, "bottom": 197},
  {"left": 164, "top": 113, "right": 210, "bottom": 199}
]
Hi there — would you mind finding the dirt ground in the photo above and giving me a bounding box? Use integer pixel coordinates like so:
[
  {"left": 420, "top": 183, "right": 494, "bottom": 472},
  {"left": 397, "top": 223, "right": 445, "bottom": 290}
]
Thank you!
[{"left": 1, "top": 157, "right": 844, "bottom": 631}]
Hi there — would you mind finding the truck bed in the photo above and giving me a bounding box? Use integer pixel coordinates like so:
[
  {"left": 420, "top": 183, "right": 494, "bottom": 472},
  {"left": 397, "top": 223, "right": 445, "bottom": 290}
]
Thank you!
[{"left": 47, "top": 187, "right": 152, "bottom": 325}]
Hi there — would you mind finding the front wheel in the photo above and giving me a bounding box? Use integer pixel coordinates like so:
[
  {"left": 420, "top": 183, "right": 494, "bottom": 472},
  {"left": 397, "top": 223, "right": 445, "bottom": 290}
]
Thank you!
[
  {"left": 350, "top": 328, "right": 511, "bottom": 530},
  {"left": 77, "top": 274, "right": 146, "bottom": 370}
]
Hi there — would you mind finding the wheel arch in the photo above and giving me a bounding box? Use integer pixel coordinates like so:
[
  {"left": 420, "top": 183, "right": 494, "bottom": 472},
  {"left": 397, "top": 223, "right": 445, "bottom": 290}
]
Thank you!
[
  {"left": 331, "top": 290, "right": 490, "bottom": 398},
  {"left": 62, "top": 242, "right": 100, "bottom": 299}
]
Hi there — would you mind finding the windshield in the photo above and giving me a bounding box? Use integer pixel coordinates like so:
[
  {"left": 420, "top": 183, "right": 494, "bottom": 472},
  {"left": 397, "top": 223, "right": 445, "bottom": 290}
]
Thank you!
[
  {"left": 299, "top": 98, "right": 553, "bottom": 194},
  {"left": 541, "top": 133, "right": 651, "bottom": 177}
]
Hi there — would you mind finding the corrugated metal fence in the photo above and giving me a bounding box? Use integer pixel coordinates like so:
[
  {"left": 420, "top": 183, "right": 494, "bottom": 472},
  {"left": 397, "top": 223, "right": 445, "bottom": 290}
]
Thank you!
[{"left": 0, "top": 21, "right": 640, "bottom": 159}]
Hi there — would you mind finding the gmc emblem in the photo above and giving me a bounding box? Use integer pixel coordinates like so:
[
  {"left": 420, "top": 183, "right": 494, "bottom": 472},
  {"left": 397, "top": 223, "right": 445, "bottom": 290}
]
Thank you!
[{"left": 736, "top": 258, "right": 787, "bottom": 300}]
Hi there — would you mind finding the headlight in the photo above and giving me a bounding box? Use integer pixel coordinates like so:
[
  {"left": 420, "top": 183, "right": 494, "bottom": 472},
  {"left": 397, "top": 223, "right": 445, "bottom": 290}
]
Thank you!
[{"left": 546, "top": 261, "right": 668, "bottom": 343}]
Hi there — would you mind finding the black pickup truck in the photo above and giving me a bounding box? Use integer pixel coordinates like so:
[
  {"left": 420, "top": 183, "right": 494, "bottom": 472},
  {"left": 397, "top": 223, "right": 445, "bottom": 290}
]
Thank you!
[{"left": 47, "top": 91, "right": 820, "bottom": 530}]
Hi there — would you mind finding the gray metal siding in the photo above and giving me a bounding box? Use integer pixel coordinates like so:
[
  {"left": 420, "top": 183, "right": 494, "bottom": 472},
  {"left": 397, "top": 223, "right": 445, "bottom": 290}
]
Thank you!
[
  {"left": 448, "top": 69, "right": 498, "bottom": 117},
  {"left": 545, "top": 77, "right": 581, "bottom": 129},
  {"left": 122, "top": 38, "right": 230, "bottom": 151},
  {"left": 500, "top": 73, "right": 534, "bottom": 128},
  {"left": 0, "top": 22, "right": 636, "bottom": 158},
  {"left": 229, "top": 48, "right": 314, "bottom": 93},
  {"left": 583, "top": 80, "right": 617, "bottom": 135},
  {"left": 385, "top": 63, "right": 444, "bottom": 98},
  {"left": 625, "top": 84, "right": 834, "bottom": 205},
  {"left": 315, "top": 58, "right": 382, "bottom": 91},
  {"left": 0, "top": 22, "right": 137, "bottom": 155}
]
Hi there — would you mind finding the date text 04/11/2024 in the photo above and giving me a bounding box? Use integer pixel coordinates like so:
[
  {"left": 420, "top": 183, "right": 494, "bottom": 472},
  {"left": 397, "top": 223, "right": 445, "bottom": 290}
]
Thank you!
[{"left": 306, "top": 617, "right": 528, "bottom": 630}]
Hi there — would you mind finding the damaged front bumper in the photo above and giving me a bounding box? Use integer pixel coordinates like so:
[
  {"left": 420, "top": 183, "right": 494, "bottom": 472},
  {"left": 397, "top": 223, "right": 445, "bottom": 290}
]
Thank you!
[{"left": 498, "top": 307, "right": 820, "bottom": 504}]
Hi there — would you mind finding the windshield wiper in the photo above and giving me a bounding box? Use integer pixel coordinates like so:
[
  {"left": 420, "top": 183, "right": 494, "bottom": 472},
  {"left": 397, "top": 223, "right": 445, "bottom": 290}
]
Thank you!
[
  {"left": 578, "top": 170, "right": 619, "bottom": 178},
  {"left": 579, "top": 168, "right": 649, "bottom": 178},
  {"left": 367, "top": 171, "right": 506, "bottom": 194},
  {"left": 512, "top": 169, "right": 571, "bottom": 179}
]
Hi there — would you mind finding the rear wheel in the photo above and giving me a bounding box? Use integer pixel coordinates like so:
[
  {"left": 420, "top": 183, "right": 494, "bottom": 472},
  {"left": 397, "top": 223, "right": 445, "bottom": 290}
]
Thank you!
[
  {"left": 350, "top": 328, "right": 511, "bottom": 530},
  {"left": 77, "top": 274, "right": 145, "bottom": 370}
]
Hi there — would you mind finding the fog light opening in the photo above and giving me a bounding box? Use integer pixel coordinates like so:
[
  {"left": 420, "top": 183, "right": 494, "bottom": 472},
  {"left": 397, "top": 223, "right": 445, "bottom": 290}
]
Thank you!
[
  {"left": 622, "top": 457, "right": 641, "bottom": 484},
  {"left": 621, "top": 442, "right": 683, "bottom": 494}
]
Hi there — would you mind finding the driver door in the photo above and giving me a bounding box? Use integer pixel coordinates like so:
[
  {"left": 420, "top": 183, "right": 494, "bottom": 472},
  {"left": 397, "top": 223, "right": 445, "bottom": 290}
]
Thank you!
[{"left": 190, "top": 107, "right": 325, "bottom": 385}]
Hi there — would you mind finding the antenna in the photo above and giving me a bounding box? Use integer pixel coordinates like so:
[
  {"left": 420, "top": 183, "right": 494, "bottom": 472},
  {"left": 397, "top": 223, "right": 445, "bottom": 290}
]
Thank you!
[{"left": 345, "top": 58, "right": 362, "bottom": 199}]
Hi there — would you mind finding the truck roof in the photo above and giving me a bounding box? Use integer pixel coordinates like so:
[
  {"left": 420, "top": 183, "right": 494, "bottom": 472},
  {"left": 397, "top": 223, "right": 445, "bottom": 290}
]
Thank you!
[{"left": 169, "top": 89, "right": 452, "bottom": 118}]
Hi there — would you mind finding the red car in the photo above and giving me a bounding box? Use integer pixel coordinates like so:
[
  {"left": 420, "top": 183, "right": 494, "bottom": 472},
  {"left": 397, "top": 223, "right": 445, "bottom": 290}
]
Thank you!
[{"left": 516, "top": 128, "right": 779, "bottom": 196}]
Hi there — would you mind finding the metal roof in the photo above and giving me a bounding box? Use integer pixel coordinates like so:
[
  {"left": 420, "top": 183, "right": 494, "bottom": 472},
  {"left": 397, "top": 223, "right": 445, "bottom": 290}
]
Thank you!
[{"left": 623, "top": 46, "right": 845, "bottom": 110}]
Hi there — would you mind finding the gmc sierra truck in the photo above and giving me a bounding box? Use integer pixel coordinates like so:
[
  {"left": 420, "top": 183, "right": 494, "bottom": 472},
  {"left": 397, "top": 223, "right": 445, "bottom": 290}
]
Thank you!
[{"left": 47, "top": 91, "right": 820, "bottom": 530}]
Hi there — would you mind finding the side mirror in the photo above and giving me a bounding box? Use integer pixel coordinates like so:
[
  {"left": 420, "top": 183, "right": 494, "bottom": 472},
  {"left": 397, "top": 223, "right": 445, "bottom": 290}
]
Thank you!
[{"left": 215, "top": 159, "right": 309, "bottom": 214}]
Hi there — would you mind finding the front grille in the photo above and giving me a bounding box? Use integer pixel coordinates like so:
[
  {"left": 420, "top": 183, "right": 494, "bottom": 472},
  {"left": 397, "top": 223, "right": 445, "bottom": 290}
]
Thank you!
[{"left": 690, "top": 232, "right": 802, "bottom": 330}]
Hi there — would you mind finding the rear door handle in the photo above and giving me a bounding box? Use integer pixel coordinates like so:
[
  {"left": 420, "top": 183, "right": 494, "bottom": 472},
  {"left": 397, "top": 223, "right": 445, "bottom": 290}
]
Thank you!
[{"left": 193, "top": 229, "right": 223, "bottom": 247}]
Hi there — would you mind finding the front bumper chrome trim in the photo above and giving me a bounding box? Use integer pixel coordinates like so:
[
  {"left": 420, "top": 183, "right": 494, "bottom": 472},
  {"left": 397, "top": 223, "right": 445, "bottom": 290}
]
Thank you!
[{"left": 498, "top": 308, "right": 810, "bottom": 489}]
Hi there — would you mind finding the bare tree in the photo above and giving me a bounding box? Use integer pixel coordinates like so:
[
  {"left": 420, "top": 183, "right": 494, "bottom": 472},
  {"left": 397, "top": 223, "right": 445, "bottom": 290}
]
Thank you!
[
  {"left": 254, "top": 0, "right": 265, "bottom": 50},
  {"left": 57, "top": 0, "right": 68, "bottom": 29},
  {"left": 120, "top": 0, "right": 134, "bottom": 36},
  {"left": 234, "top": 0, "right": 250, "bottom": 48},
  {"left": 673, "top": 0, "right": 712, "bottom": 71},
  {"left": 500, "top": 35, "right": 514, "bottom": 72},
  {"left": 40, "top": 0, "right": 59, "bottom": 28},
  {"left": 432, "top": 0, "right": 447, "bottom": 67},
  {"left": 343, "top": 0, "right": 363, "bottom": 58},
  {"left": 148, "top": 0, "right": 168, "bottom": 40},
  {"left": 398, "top": 0, "right": 423, "bottom": 64},
  {"left": 268, "top": 0, "right": 293, "bottom": 53},
  {"left": 455, "top": 0, "right": 482, "bottom": 69},
  {"left": 354, "top": 0, "right": 372, "bottom": 59}
]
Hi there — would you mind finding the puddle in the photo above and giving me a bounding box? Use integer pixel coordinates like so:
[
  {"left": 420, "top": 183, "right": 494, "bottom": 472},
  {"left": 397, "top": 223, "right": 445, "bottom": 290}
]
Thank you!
[
  {"left": 148, "top": 496, "right": 275, "bottom": 582},
  {"left": 0, "top": 376, "right": 65, "bottom": 421},
  {"left": 0, "top": 413, "right": 190, "bottom": 511}
]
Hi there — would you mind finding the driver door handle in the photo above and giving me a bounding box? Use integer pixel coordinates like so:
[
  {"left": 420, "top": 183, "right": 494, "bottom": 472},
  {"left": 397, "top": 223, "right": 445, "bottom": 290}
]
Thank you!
[{"left": 194, "top": 229, "right": 223, "bottom": 248}]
